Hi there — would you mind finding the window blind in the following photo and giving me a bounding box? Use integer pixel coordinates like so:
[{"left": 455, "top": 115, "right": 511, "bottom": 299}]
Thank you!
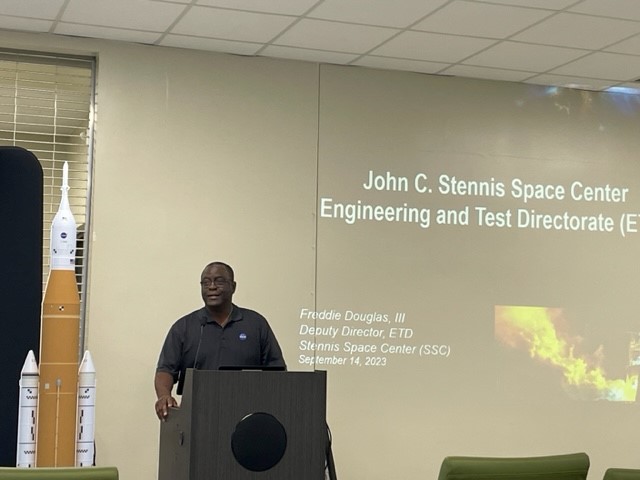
[{"left": 0, "top": 49, "right": 95, "bottom": 349}]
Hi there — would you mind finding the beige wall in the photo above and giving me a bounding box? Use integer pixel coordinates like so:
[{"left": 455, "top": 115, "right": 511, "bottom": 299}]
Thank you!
[
  {"left": 90, "top": 44, "right": 321, "bottom": 479},
  {"left": 90, "top": 42, "right": 320, "bottom": 479},
  {"left": 2, "top": 29, "right": 640, "bottom": 480},
  {"left": 1, "top": 30, "right": 319, "bottom": 480}
]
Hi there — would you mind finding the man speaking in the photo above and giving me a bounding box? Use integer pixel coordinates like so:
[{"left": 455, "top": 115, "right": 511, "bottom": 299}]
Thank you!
[{"left": 154, "top": 261, "right": 286, "bottom": 420}]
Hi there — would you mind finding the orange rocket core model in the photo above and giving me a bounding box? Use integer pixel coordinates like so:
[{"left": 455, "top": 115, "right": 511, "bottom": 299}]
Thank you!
[
  {"left": 36, "top": 162, "right": 81, "bottom": 466},
  {"left": 37, "top": 269, "right": 80, "bottom": 466}
]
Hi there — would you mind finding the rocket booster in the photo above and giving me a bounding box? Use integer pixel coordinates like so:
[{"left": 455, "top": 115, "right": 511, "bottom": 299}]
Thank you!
[
  {"left": 16, "top": 350, "right": 99, "bottom": 468},
  {"left": 37, "top": 161, "right": 81, "bottom": 467},
  {"left": 16, "top": 351, "right": 38, "bottom": 468},
  {"left": 76, "top": 351, "right": 96, "bottom": 467}
]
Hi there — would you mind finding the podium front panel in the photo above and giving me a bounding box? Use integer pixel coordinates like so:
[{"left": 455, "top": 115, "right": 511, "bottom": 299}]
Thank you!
[{"left": 159, "top": 370, "right": 327, "bottom": 480}]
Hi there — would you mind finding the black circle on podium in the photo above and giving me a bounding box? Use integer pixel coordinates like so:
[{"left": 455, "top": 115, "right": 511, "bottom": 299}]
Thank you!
[{"left": 231, "top": 412, "right": 287, "bottom": 472}]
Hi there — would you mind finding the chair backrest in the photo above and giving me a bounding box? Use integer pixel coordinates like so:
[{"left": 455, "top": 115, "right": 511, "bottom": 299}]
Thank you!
[
  {"left": 438, "top": 452, "right": 590, "bottom": 480},
  {"left": 0, "top": 467, "right": 118, "bottom": 479},
  {"left": 604, "top": 468, "right": 640, "bottom": 480}
]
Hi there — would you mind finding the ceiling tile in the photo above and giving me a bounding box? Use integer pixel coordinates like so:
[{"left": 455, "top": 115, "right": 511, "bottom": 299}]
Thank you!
[
  {"left": 474, "top": 0, "right": 576, "bottom": 8},
  {"left": 442, "top": 64, "right": 535, "bottom": 82},
  {"left": 55, "top": 23, "right": 163, "bottom": 43},
  {"left": 0, "top": 15, "right": 52, "bottom": 32},
  {"left": 371, "top": 31, "right": 496, "bottom": 63},
  {"left": 513, "top": 12, "right": 640, "bottom": 49},
  {"left": 307, "top": 0, "right": 449, "bottom": 28},
  {"left": 550, "top": 52, "right": 640, "bottom": 81},
  {"left": 0, "top": 0, "right": 65, "bottom": 19},
  {"left": 161, "top": 35, "right": 262, "bottom": 54},
  {"left": 605, "top": 34, "right": 640, "bottom": 55},
  {"left": 412, "top": 1, "right": 553, "bottom": 38},
  {"left": 525, "top": 74, "right": 617, "bottom": 91},
  {"left": 569, "top": 0, "right": 640, "bottom": 21},
  {"left": 172, "top": 7, "right": 295, "bottom": 43},
  {"left": 195, "top": 0, "right": 318, "bottom": 15},
  {"left": 63, "top": 0, "right": 186, "bottom": 31},
  {"left": 352, "top": 55, "right": 449, "bottom": 74},
  {"left": 261, "top": 45, "right": 359, "bottom": 64},
  {"left": 2, "top": 0, "right": 639, "bottom": 94},
  {"left": 463, "top": 41, "right": 587, "bottom": 71},
  {"left": 274, "top": 19, "right": 398, "bottom": 53}
]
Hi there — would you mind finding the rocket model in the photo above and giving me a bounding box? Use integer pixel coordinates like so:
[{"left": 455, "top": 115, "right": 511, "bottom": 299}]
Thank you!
[
  {"left": 16, "top": 163, "right": 98, "bottom": 467},
  {"left": 37, "top": 161, "right": 81, "bottom": 466},
  {"left": 16, "top": 351, "right": 38, "bottom": 467},
  {"left": 76, "top": 351, "right": 96, "bottom": 466}
]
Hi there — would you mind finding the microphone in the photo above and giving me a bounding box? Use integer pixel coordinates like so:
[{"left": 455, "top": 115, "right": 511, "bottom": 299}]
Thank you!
[
  {"left": 177, "top": 318, "right": 206, "bottom": 395},
  {"left": 193, "top": 318, "right": 206, "bottom": 370}
]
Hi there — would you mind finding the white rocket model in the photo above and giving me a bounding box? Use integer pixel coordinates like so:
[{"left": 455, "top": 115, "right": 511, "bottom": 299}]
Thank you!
[
  {"left": 76, "top": 351, "right": 96, "bottom": 467},
  {"left": 16, "top": 350, "right": 39, "bottom": 468},
  {"left": 50, "top": 161, "right": 76, "bottom": 270}
]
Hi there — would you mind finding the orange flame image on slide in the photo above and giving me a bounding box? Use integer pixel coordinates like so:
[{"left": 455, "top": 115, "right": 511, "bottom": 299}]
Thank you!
[{"left": 495, "top": 305, "right": 638, "bottom": 402}]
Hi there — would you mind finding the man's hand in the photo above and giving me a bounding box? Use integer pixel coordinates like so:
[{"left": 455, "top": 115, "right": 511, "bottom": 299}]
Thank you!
[
  {"left": 155, "top": 394, "right": 178, "bottom": 421},
  {"left": 154, "top": 371, "right": 178, "bottom": 420}
]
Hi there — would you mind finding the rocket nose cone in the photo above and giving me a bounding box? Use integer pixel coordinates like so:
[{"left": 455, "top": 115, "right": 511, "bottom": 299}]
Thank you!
[
  {"left": 21, "top": 350, "right": 39, "bottom": 375},
  {"left": 79, "top": 350, "right": 96, "bottom": 373}
]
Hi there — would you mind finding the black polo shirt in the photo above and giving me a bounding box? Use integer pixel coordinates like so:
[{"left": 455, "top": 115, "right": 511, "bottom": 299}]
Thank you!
[{"left": 156, "top": 305, "right": 286, "bottom": 394}]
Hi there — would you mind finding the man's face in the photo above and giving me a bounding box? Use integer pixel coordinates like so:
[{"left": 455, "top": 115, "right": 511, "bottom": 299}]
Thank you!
[{"left": 200, "top": 264, "right": 236, "bottom": 309}]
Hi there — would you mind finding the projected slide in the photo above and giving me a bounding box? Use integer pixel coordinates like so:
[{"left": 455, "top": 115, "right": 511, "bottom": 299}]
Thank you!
[
  {"left": 297, "top": 153, "right": 640, "bottom": 402},
  {"left": 294, "top": 67, "right": 640, "bottom": 409}
]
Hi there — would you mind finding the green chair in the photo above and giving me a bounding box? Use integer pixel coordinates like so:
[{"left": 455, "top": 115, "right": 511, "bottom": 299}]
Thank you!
[
  {"left": 438, "top": 452, "right": 590, "bottom": 480},
  {"left": 604, "top": 468, "right": 640, "bottom": 480},
  {"left": 0, "top": 467, "right": 118, "bottom": 479}
]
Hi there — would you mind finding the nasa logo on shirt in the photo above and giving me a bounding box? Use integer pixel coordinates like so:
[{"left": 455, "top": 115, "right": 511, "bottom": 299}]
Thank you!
[{"left": 239, "top": 333, "right": 247, "bottom": 341}]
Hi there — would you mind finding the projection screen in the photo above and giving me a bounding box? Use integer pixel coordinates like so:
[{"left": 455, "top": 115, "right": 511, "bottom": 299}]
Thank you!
[{"left": 294, "top": 65, "right": 640, "bottom": 480}]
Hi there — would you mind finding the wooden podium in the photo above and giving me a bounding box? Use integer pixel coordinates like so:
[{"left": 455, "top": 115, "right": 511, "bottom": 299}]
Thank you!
[{"left": 158, "top": 369, "right": 327, "bottom": 480}]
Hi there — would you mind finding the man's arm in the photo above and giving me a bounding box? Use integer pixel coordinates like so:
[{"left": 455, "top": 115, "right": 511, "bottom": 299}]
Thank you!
[
  {"left": 261, "top": 320, "right": 286, "bottom": 368},
  {"left": 154, "top": 371, "right": 178, "bottom": 421}
]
